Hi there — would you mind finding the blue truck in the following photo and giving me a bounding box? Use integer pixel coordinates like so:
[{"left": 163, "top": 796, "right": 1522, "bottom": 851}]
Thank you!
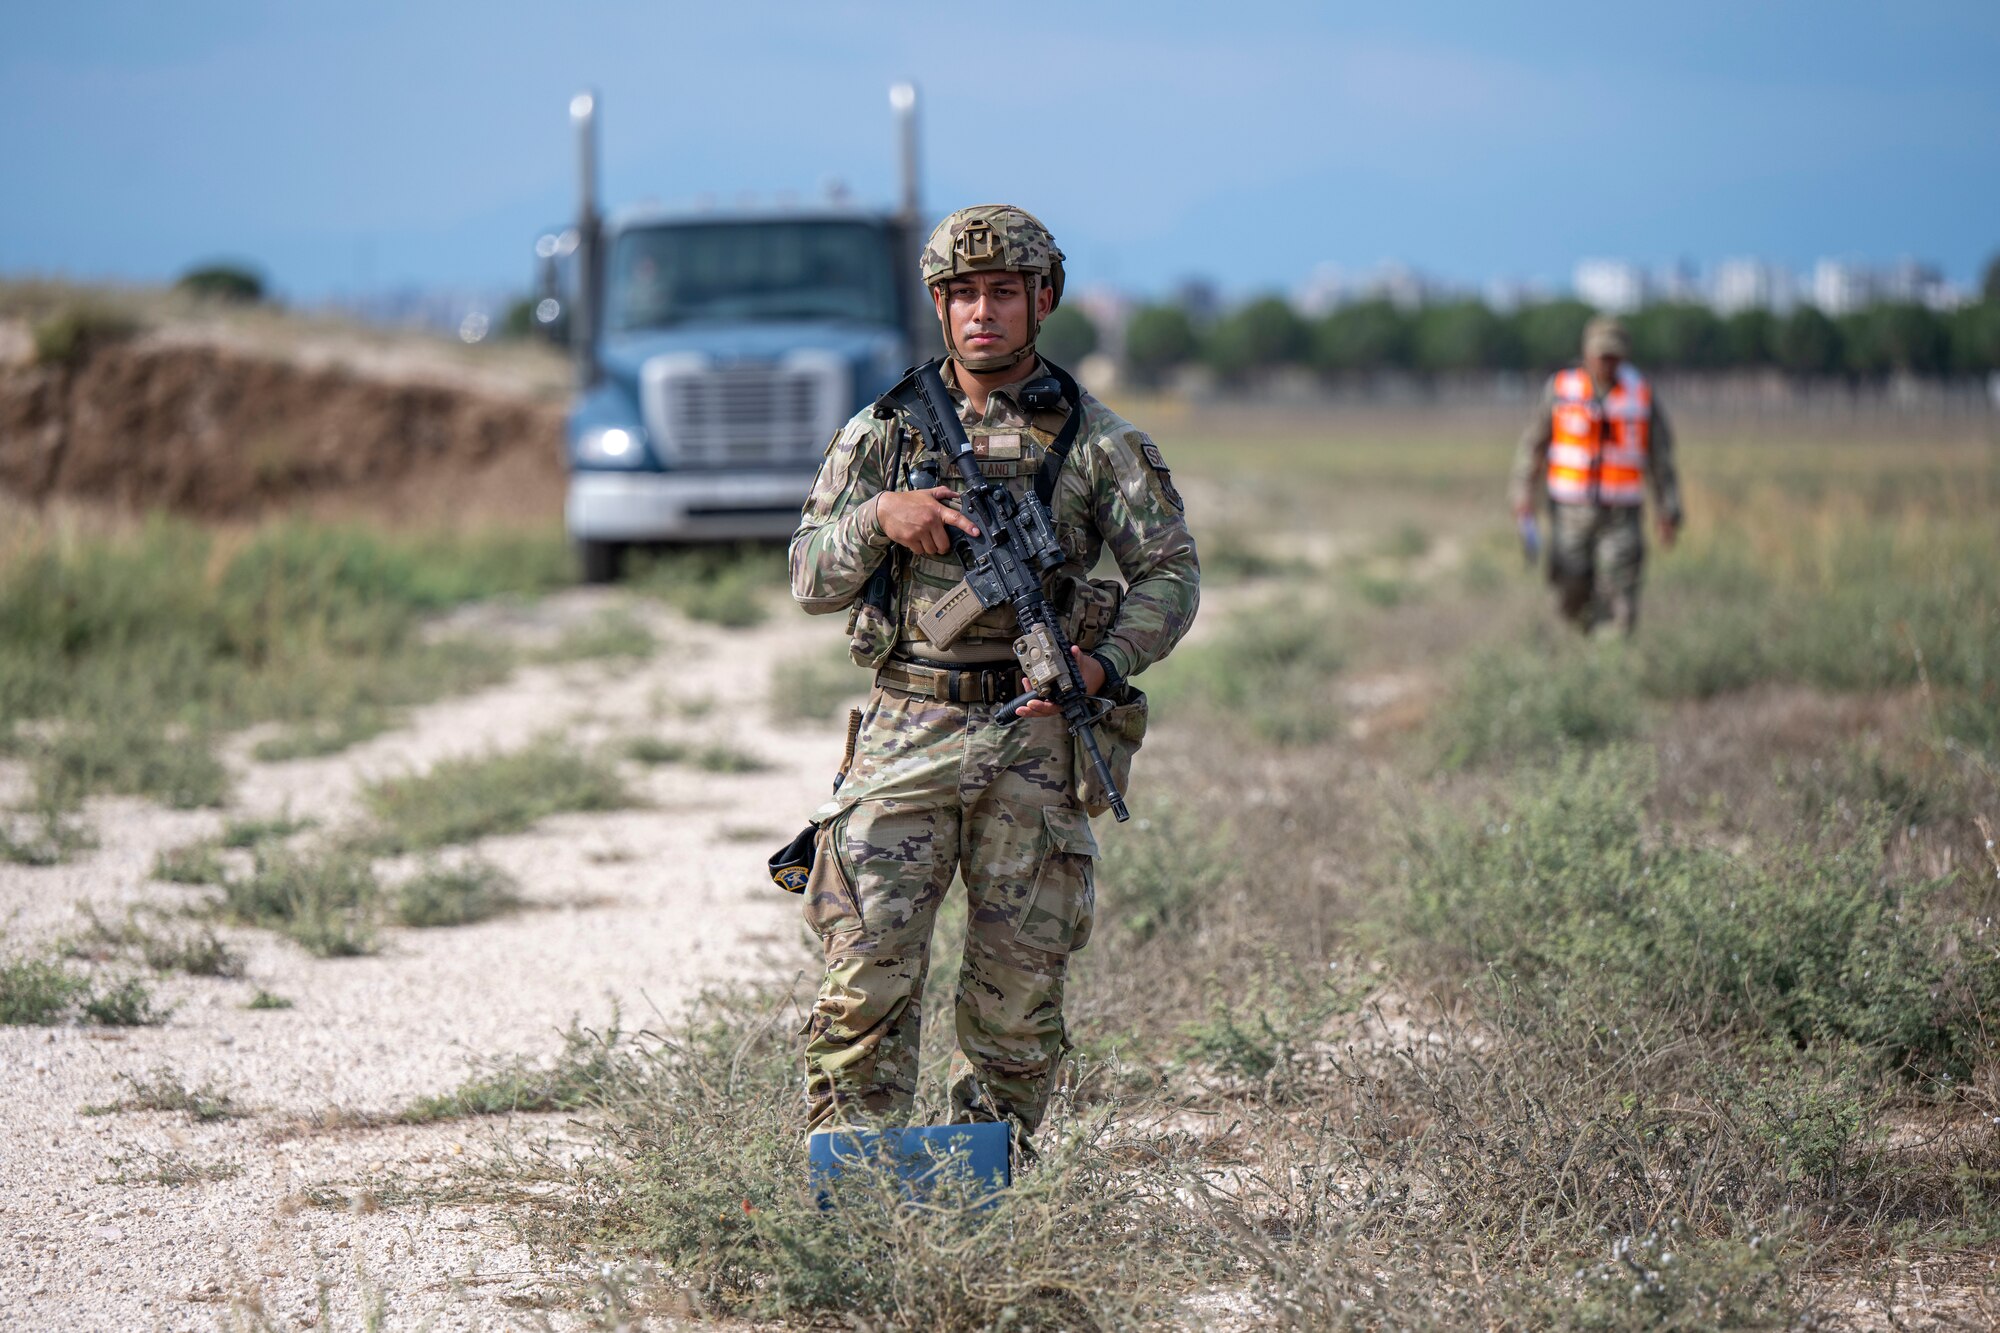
[{"left": 537, "top": 86, "right": 929, "bottom": 581}]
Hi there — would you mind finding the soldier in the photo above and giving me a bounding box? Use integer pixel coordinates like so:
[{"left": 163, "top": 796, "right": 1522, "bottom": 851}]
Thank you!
[
  {"left": 788, "top": 205, "right": 1200, "bottom": 1141},
  {"left": 1510, "top": 316, "right": 1683, "bottom": 635}
]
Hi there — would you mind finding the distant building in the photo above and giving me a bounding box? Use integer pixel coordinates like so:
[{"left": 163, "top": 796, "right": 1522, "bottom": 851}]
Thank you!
[
  {"left": 1711, "top": 259, "right": 1794, "bottom": 314},
  {"left": 1574, "top": 259, "right": 1647, "bottom": 313},
  {"left": 1810, "top": 260, "right": 1874, "bottom": 316},
  {"left": 1652, "top": 260, "right": 1702, "bottom": 305},
  {"left": 1294, "top": 263, "right": 1348, "bottom": 318},
  {"left": 1364, "top": 262, "right": 1435, "bottom": 310},
  {"left": 1879, "top": 258, "right": 1961, "bottom": 309}
]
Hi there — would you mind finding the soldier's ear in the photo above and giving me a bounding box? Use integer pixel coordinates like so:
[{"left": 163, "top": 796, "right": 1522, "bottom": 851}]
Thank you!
[{"left": 1035, "top": 283, "right": 1055, "bottom": 320}]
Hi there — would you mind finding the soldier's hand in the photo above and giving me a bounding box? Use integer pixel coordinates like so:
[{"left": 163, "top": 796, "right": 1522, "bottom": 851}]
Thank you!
[
  {"left": 878, "top": 487, "right": 980, "bottom": 556},
  {"left": 1015, "top": 648, "right": 1105, "bottom": 718},
  {"left": 1657, "top": 514, "right": 1680, "bottom": 549}
]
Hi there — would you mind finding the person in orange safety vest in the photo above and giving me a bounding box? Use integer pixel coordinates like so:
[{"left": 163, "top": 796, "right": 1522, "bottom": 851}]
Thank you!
[{"left": 1509, "top": 316, "right": 1682, "bottom": 635}]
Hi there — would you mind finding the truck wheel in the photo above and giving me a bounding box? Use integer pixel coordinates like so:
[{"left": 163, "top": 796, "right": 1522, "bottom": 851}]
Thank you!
[{"left": 578, "top": 540, "right": 627, "bottom": 584}]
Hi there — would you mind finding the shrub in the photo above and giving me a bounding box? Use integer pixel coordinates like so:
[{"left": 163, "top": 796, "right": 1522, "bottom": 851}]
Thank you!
[
  {"left": 537, "top": 989, "right": 1222, "bottom": 1328},
  {"left": 214, "top": 847, "right": 379, "bottom": 957},
  {"left": 392, "top": 860, "right": 523, "bottom": 928},
  {"left": 1431, "top": 637, "right": 1639, "bottom": 769},
  {"left": 0, "top": 956, "right": 92, "bottom": 1024},
  {"left": 359, "top": 738, "right": 635, "bottom": 853},
  {"left": 174, "top": 263, "right": 265, "bottom": 304},
  {"left": 1405, "top": 749, "right": 2000, "bottom": 1079},
  {"left": 1148, "top": 596, "right": 1345, "bottom": 745},
  {"left": 31, "top": 304, "right": 139, "bottom": 365},
  {"left": 399, "top": 1021, "right": 617, "bottom": 1122}
]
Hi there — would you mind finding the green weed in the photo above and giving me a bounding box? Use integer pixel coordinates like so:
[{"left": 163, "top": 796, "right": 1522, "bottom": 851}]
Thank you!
[
  {"left": 245, "top": 989, "right": 293, "bottom": 1010},
  {"left": 532, "top": 990, "right": 1222, "bottom": 1328},
  {"left": 539, "top": 608, "right": 658, "bottom": 662},
  {"left": 1095, "top": 802, "right": 1231, "bottom": 942},
  {"left": 84, "top": 1066, "right": 245, "bottom": 1122},
  {"left": 100, "top": 1147, "right": 244, "bottom": 1187},
  {"left": 0, "top": 956, "right": 92, "bottom": 1024},
  {"left": 399, "top": 1021, "right": 616, "bottom": 1122},
  {"left": 1405, "top": 748, "right": 2000, "bottom": 1079},
  {"left": 1148, "top": 595, "right": 1346, "bottom": 745},
  {"left": 1430, "top": 634, "right": 1640, "bottom": 769},
  {"left": 220, "top": 813, "right": 313, "bottom": 848},
  {"left": 153, "top": 839, "right": 228, "bottom": 885},
  {"left": 358, "top": 738, "right": 635, "bottom": 853},
  {"left": 214, "top": 846, "right": 379, "bottom": 957},
  {"left": 80, "top": 977, "right": 168, "bottom": 1026},
  {"left": 0, "top": 807, "right": 96, "bottom": 866},
  {"left": 66, "top": 907, "right": 244, "bottom": 978},
  {"left": 631, "top": 545, "right": 782, "bottom": 628},
  {"left": 391, "top": 860, "right": 523, "bottom": 928}
]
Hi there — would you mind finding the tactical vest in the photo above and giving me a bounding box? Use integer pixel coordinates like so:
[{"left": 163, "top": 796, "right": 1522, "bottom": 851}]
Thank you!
[
  {"left": 1546, "top": 365, "right": 1651, "bottom": 507},
  {"left": 845, "top": 396, "right": 1118, "bottom": 669}
]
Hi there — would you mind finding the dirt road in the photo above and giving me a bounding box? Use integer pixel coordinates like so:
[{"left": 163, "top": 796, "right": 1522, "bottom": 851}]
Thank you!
[{"left": 0, "top": 592, "right": 850, "bottom": 1330}]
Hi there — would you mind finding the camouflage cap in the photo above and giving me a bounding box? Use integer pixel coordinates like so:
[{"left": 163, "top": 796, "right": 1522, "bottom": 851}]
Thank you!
[
  {"left": 1583, "top": 316, "right": 1631, "bottom": 358},
  {"left": 920, "top": 205, "right": 1066, "bottom": 309}
]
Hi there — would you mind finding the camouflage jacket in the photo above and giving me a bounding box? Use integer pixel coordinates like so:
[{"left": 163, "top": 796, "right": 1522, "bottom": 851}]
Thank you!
[{"left": 789, "top": 360, "right": 1200, "bottom": 685}]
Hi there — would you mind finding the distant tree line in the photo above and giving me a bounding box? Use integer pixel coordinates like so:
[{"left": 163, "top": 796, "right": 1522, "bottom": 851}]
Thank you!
[{"left": 1083, "top": 252, "right": 2000, "bottom": 388}]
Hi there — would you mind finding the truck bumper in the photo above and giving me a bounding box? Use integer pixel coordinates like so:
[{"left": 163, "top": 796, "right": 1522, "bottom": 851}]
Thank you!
[{"left": 566, "top": 469, "right": 815, "bottom": 543}]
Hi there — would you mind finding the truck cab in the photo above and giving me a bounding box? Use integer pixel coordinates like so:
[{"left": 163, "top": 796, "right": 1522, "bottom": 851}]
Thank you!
[{"left": 540, "top": 90, "right": 928, "bottom": 581}]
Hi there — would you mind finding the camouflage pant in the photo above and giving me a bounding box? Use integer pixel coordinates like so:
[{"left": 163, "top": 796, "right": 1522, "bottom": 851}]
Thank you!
[
  {"left": 1549, "top": 503, "right": 1646, "bottom": 635},
  {"left": 801, "top": 685, "right": 1097, "bottom": 1137}
]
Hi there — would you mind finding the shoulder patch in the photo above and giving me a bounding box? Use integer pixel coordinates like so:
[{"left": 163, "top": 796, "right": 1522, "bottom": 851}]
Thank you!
[{"left": 1138, "top": 435, "right": 1184, "bottom": 513}]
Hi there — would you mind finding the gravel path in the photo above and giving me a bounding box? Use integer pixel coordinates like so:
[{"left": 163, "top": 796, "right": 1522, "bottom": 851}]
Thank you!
[{"left": 0, "top": 591, "right": 852, "bottom": 1330}]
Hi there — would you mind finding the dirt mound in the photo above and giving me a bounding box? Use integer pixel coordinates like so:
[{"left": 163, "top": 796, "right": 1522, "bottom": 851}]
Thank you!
[{"left": 0, "top": 335, "right": 566, "bottom": 525}]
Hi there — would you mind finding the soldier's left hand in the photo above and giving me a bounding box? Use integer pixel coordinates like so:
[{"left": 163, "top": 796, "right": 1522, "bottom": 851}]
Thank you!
[
  {"left": 1015, "top": 647, "right": 1105, "bottom": 718},
  {"left": 1657, "top": 515, "right": 1680, "bottom": 549}
]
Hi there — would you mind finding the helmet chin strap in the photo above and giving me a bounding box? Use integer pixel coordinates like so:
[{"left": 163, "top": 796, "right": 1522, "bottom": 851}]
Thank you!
[{"left": 937, "top": 274, "right": 1043, "bottom": 374}]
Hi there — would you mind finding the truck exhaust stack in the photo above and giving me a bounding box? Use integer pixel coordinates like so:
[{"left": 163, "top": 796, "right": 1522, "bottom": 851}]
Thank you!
[
  {"left": 571, "top": 90, "right": 601, "bottom": 387},
  {"left": 891, "top": 82, "right": 920, "bottom": 226}
]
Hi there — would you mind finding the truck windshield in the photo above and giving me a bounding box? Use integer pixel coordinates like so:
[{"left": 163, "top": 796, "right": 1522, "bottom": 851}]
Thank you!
[{"left": 607, "top": 220, "right": 900, "bottom": 331}]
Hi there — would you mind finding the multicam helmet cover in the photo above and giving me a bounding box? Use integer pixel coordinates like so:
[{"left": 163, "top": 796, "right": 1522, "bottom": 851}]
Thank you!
[{"left": 921, "top": 204, "right": 1066, "bottom": 371}]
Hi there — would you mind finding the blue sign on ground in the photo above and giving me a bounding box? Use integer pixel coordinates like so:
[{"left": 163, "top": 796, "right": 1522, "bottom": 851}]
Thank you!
[{"left": 807, "top": 1122, "right": 1012, "bottom": 1208}]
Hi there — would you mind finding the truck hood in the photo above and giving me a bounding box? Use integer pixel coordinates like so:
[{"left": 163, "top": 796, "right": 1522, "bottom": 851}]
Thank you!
[{"left": 599, "top": 321, "right": 905, "bottom": 381}]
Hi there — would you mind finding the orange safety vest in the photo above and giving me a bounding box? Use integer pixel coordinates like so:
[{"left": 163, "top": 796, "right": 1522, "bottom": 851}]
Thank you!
[{"left": 1546, "top": 365, "right": 1651, "bottom": 507}]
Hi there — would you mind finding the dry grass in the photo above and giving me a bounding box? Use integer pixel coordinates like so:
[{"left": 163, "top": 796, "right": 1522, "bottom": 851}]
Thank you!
[{"left": 492, "top": 412, "right": 2000, "bottom": 1326}]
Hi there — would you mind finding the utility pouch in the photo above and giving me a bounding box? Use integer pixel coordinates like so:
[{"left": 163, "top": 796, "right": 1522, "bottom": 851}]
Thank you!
[
  {"left": 1060, "top": 576, "right": 1124, "bottom": 653},
  {"left": 1075, "top": 686, "right": 1148, "bottom": 819},
  {"left": 770, "top": 707, "right": 865, "bottom": 893},
  {"left": 847, "top": 594, "right": 898, "bottom": 668}
]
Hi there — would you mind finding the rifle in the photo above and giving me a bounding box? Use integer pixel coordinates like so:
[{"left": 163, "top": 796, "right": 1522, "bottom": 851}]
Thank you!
[{"left": 874, "top": 358, "right": 1130, "bottom": 822}]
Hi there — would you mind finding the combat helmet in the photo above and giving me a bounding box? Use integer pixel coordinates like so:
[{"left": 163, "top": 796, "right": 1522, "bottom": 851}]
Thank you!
[{"left": 920, "top": 204, "right": 1066, "bottom": 372}]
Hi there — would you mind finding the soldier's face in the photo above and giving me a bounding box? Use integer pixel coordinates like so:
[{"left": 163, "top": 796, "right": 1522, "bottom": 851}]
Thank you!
[
  {"left": 937, "top": 271, "right": 1053, "bottom": 363},
  {"left": 1588, "top": 352, "right": 1622, "bottom": 383}
]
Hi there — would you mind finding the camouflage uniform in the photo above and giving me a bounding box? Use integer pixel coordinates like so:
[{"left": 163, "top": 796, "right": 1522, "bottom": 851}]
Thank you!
[
  {"left": 789, "top": 343, "right": 1199, "bottom": 1136},
  {"left": 1509, "top": 343, "right": 1682, "bottom": 636}
]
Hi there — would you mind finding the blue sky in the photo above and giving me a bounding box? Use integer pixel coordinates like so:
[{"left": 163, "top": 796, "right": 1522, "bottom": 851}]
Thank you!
[{"left": 4, "top": 0, "right": 1996, "bottom": 301}]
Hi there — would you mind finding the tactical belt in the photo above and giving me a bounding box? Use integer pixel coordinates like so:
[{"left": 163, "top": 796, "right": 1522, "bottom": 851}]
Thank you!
[{"left": 875, "top": 658, "right": 1019, "bottom": 704}]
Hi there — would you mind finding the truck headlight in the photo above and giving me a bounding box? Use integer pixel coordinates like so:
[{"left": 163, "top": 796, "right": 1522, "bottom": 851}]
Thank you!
[{"left": 576, "top": 425, "right": 645, "bottom": 466}]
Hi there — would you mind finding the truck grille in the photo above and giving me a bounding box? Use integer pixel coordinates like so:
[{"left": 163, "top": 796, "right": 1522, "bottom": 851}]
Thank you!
[{"left": 640, "top": 354, "right": 847, "bottom": 468}]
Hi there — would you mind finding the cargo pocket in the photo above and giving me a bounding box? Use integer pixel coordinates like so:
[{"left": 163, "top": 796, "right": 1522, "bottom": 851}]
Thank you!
[
  {"left": 802, "top": 819, "right": 863, "bottom": 939},
  {"left": 1074, "top": 686, "right": 1149, "bottom": 819},
  {"left": 1015, "top": 805, "right": 1098, "bottom": 955}
]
